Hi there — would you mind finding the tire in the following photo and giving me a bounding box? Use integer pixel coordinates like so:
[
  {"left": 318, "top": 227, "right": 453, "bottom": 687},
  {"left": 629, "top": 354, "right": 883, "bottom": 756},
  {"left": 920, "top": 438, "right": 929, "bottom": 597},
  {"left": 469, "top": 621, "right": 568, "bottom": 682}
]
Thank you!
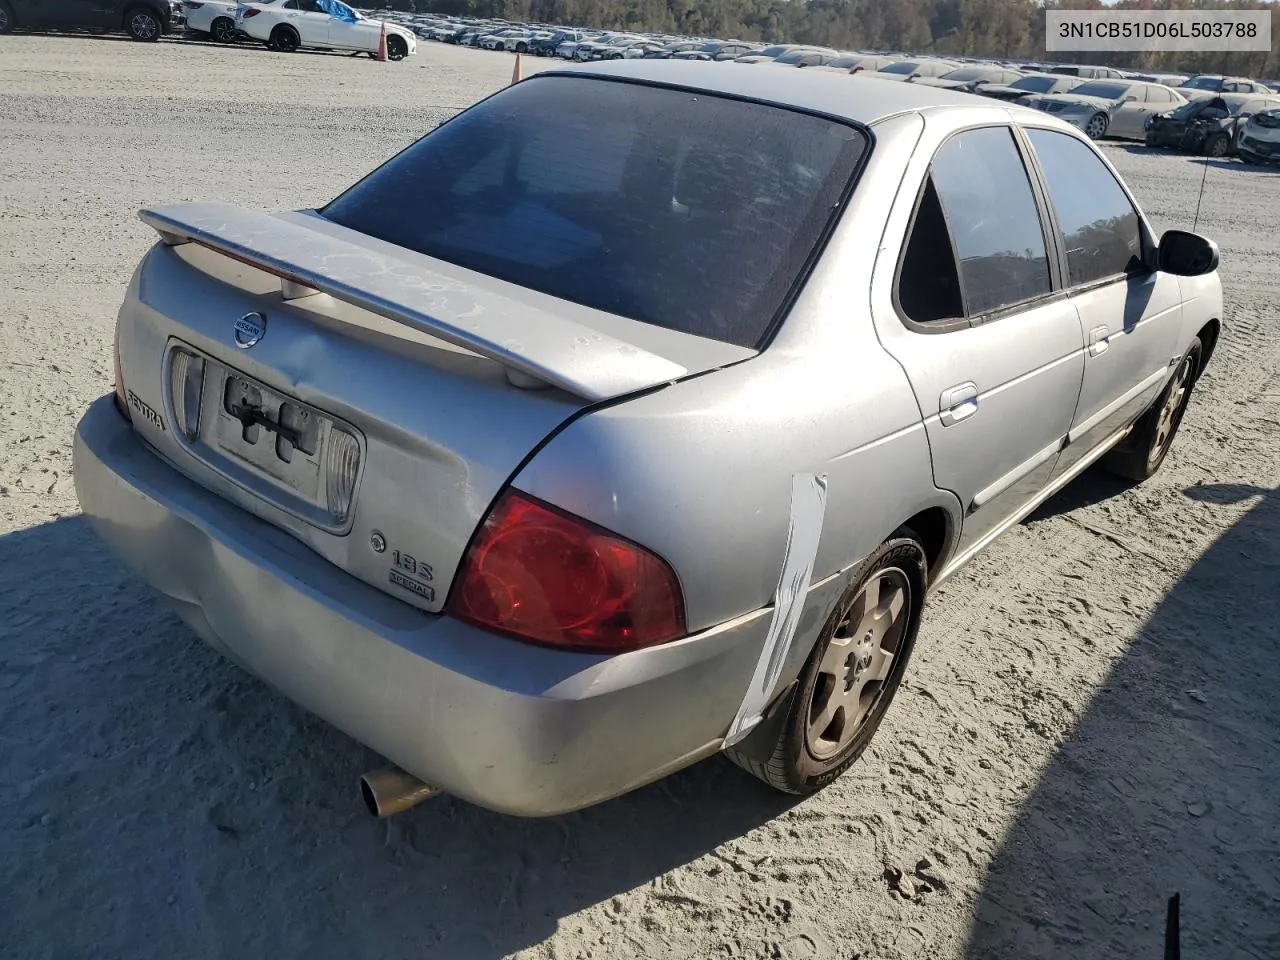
[
  {"left": 726, "top": 533, "right": 928, "bottom": 795},
  {"left": 1102, "top": 337, "right": 1203, "bottom": 482},
  {"left": 1238, "top": 149, "right": 1260, "bottom": 165},
  {"left": 210, "top": 15, "right": 235, "bottom": 42},
  {"left": 124, "top": 5, "right": 162, "bottom": 40},
  {"left": 270, "top": 24, "right": 298, "bottom": 52},
  {"left": 1144, "top": 133, "right": 1160, "bottom": 148},
  {"left": 1204, "top": 133, "right": 1230, "bottom": 158},
  {"left": 386, "top": 33, "right": 406, "bottom": 60},
  {"left": 1085, "top": 112, "right": 1110, "bottom": 140},
  {"left": 0, "top": 1, "right": 14, "bottom": 34},
  {"left": 514, "top": 41, "right": 526, "bottom": 53}
]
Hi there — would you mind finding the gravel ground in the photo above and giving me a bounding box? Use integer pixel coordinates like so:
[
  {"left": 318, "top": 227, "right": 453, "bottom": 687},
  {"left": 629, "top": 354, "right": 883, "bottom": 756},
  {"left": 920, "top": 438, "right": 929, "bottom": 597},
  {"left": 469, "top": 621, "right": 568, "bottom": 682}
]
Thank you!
[{"left": 1, "top": 34, "right": 1278, "bottom": 960}]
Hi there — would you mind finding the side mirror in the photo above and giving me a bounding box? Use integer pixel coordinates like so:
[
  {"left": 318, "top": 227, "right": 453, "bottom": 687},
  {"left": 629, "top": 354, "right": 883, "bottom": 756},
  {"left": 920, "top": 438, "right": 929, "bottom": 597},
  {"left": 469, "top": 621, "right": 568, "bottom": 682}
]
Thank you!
[{"left": 1158, "top": 230, "right": 1219, "bottom": 276}]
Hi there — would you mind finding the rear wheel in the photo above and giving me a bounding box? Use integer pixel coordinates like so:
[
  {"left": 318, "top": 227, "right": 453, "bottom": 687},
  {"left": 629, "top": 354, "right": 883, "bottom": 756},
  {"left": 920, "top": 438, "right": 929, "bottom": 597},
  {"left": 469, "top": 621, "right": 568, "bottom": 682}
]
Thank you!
[
  {"left": 514, "top": 41, "right": 526, "bottom": 53},
  {"left": 124, "top": 5, "right": 162, "bottom": 40},
  {"left": 726, "top": 533, "right": 927, "bottom": 794},
  {"left": 210, "top": 15, "right": 235, "bottom": 41},
  {"left": 386, "top": 33, "right": 406, "bottom": 60},
  {"left": 1102, "top": 337, "right": 1202, "bottom": 482},
  {"left": 1204, "top": 133, "right": 1230, "bottom": 158},
  {"left": 1085, "top": 112, "right": 1110, "bottom": 140},
  {"left": 0, "top": 1, "right": 14, "bottom": 34},
  {"left": 270, "top": 24, "right": 298, "bottom": 52}
]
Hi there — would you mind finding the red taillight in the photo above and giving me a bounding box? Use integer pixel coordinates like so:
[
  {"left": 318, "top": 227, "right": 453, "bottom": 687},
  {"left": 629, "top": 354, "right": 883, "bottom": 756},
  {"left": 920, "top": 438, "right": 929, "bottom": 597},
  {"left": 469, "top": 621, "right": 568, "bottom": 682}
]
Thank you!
[
  {"left": 242, "top": 7, "right": 260, "bottom": 16},
  {"left": 447, "top": 490, "right": 686, "bottom": 653},
  {"left": 113, "top": 316, "right": 131, "bottom": 422}
]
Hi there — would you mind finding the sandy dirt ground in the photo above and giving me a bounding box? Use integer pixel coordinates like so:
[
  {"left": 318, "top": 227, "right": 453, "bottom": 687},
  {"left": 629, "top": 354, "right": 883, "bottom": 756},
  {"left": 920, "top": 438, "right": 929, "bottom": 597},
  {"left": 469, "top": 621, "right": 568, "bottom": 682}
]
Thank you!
[{"left": 1, "top": 33, "right": 1277, "bottom": 960}]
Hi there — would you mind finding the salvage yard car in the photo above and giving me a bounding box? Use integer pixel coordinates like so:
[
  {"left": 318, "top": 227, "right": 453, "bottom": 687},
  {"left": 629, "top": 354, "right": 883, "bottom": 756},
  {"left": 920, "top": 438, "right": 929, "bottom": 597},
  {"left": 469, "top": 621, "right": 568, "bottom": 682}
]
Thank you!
[
  {"left": 236, "top": 0, "right": 415, "bottom": 58},
  {"left": 182, "top": 0, "right": 240, "bottom": 42},
  {"left": 0, "top": 0, "right": 174, "bottom": 39},
  {"left": 1145, "top": 94, "right": 1280, "bottom": 158},
  {"left": 1021, "top": 79, "right": 1188, "bottom": 140},
  {"left": 74, "top": 61, "right": 1222, "bottom": 818},
  {"left": 1237, "top": 107, "right": 1280, "bottom": 165}
]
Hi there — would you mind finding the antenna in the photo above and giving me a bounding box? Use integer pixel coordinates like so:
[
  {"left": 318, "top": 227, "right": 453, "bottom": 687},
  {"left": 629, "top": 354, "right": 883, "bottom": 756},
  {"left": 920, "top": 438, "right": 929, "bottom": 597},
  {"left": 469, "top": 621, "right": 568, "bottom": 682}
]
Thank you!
[{"left": 1192, "top": 149, "right": 1211, "bottom": 234}]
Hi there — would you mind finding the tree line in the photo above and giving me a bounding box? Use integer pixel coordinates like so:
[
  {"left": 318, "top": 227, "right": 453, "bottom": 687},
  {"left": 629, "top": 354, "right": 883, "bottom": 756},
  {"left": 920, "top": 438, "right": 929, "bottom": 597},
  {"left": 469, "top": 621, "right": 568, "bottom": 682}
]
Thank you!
[{"left": 392, "top": 0, "right": 1279, "bottom": 80}]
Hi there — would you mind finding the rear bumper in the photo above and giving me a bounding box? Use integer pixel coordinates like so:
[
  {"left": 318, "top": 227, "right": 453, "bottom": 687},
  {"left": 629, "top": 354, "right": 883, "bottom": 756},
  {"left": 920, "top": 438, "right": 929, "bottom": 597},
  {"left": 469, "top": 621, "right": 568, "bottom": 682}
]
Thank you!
[{"left": 73, "top": 395, "right": 771, "bottom": 816}]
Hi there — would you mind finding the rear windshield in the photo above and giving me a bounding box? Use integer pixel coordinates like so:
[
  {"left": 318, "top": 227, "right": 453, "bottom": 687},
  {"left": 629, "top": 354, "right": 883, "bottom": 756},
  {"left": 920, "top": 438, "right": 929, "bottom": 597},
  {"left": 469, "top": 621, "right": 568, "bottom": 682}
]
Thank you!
[
  {"left": 1072, "top": 81, "right": 1131, "bottom": 99},
  {"left": 322, "top": 76, "right": 867, "bottom": 348},
  {"left": 1012, "top": 75, "right": 1061, "bottom": 92}
]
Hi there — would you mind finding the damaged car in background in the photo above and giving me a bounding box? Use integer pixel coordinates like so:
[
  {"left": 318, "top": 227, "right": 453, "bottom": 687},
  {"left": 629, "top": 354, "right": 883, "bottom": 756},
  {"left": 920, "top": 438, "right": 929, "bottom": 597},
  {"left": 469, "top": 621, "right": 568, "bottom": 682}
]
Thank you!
[
  {"left": 74, "top": 63, "right": 1222, "bottom": 819},
  {"left": 1237, "top": 107, "right": 1280, "bottom": 165},
  {"left": 1145, "top": 94, "right": 1280, "bottom": 158}
]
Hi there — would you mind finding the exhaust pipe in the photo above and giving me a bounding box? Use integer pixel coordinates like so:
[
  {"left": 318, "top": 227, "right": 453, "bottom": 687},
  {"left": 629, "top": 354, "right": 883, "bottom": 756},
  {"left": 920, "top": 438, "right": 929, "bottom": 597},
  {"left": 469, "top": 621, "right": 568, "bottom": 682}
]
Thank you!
[{"left": 360, "top": 765, "right": 442, "bottom": 817}]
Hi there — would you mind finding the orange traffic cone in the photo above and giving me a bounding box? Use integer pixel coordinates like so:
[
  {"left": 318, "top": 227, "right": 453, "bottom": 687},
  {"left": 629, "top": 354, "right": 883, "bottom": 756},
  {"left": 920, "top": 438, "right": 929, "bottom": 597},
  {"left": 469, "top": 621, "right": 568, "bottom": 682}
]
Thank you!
[
  {"left": 511, "top": 52, "right": 522, "bottom": 84},
  {"left": 375, "top": 20, "right": 388, "bottom": 62}
]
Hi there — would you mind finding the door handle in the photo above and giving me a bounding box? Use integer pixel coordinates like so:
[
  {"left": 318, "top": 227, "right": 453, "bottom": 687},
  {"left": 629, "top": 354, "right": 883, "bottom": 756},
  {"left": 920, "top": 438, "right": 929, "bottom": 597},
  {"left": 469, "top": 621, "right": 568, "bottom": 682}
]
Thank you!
[
  {"left": 1088, "top": 325, "right": 1110, "bottom": 357},
  {"left": 939, "top": 382, "right": 978, "bottom": 426}
]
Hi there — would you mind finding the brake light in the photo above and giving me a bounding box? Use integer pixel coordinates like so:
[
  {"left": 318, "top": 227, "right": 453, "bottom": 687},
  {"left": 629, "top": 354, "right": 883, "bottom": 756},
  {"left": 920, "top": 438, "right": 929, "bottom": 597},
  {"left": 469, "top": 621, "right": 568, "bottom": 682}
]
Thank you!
[
  {"left": 241, "top": 6, "right": 260, "bottom": 16},
  {"left": 113, "top": 315, "right": 131, "bottom": 422},
  {"left": 448, "top": 490, "right": 686, "bottom": 653}
]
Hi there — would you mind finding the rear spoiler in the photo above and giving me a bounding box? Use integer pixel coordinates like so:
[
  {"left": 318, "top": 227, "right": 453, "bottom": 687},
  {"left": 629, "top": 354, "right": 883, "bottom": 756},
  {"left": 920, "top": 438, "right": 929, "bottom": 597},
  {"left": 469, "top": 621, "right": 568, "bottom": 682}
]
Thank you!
[{"left": 138, "top": 203, "right": 688, "bottom": 402}]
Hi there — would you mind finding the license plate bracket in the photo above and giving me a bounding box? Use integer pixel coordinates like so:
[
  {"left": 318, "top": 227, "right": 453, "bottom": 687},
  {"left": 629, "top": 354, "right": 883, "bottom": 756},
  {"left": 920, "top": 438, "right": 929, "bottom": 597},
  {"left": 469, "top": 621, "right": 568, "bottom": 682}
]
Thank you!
[{"left": 205, "top": 369, "right": 330, "bottom": 503}]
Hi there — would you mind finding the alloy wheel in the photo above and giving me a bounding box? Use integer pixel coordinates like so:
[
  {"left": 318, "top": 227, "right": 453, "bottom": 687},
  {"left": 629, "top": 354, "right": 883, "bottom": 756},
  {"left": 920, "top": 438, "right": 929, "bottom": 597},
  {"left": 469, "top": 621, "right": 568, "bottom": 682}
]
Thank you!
[
  {"left": 1150, "top": 355, "right": 1193, "bottom": 468},
  {"left": 131, "top": 12, "right": 158, "bottom": 38},
  {"left": 806, "top": 568, "right": 911, "bottom": 760},
  {"left": 1086, "top": 114, "right": 1108, "bottom": 139}
]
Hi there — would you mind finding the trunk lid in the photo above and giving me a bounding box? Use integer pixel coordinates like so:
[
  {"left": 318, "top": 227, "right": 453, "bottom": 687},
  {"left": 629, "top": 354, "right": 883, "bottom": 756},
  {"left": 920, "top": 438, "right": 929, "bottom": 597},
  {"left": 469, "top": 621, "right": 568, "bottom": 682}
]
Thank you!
[{"left": 118, "top": 203, "right": 753, "bottom": 613}]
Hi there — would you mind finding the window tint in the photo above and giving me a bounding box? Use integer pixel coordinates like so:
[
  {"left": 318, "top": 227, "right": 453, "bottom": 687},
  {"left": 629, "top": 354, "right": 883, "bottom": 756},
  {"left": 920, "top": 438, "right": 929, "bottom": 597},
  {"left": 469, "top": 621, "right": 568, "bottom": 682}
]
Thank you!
[
  {"left": 1026, "top": 128, "right": 1144, "bottom": 286},
  {"left": 927, "top": 127, "right": 1052, "bottom": 317},
  {"left": 1013, "top": 75, "right": 1060, "bottom": 93},
  {"left": 1072, "top": 81, "right": 1131, "bottom": 99},
  {"left": 322, "top": 76, "right": 867, "bottom": 348},
  {"left": 898, "top": 179, "right": 964, "bottom": 325}
]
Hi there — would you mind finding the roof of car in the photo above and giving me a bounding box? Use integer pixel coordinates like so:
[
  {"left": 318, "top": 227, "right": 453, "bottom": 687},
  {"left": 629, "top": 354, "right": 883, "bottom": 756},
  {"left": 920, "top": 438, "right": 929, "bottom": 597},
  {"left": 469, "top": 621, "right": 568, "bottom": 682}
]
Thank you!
[{"left": 550, "top": 60, "right": 1002, "bottom": 124}]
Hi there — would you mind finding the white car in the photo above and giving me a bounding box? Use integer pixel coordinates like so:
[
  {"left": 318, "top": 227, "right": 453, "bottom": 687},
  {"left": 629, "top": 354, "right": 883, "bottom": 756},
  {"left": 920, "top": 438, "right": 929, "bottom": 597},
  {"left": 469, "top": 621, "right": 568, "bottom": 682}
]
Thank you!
[
  {"left": 182, "top": 0, "right": 240, "bottom": 41},
  {"left": 236, "top": 0, "right": 416, "bottom": 59},
  {"left": 487, "top": 28, "right": 533, "bottom": 52}
]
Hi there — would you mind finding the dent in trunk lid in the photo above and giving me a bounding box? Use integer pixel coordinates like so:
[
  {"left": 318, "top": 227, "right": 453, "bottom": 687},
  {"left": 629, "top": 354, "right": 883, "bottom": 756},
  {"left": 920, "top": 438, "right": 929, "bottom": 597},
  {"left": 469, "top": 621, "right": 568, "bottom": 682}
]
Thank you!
[{"left": 120, "top": 241, "right": 588, "bottom": 613}]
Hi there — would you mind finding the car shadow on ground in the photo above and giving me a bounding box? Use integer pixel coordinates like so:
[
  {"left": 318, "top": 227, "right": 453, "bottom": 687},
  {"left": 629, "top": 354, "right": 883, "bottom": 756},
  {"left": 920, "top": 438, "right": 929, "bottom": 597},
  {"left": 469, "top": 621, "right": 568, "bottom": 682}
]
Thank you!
[
  {"left": 968, "top": 483, "right": 1280, "bottom": 958},
  {"left": 0, "top": 513, "right": 795, "bottom": 959},
  {"left": 1024, "top": 466, "right": 1136, "bottom": 520}
]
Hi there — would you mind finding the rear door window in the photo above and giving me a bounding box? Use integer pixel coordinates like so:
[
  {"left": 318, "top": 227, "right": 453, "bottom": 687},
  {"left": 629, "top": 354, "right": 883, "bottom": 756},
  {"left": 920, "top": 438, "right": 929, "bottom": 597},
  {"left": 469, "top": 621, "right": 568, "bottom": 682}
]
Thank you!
[
  {"left": 1026, "top": 128, "right": 1144, "bottom": 287},
  {"left": 322, "top": 76, "right": 868, "bottom": 348},
  {"left": 899, "top": 126, "right": 1052, "bottom": 323}
]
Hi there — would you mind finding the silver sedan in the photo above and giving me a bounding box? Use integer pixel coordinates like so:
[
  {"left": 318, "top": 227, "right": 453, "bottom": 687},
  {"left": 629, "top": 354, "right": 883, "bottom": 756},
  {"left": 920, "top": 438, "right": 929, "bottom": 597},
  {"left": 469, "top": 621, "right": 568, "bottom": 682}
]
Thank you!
[
  {"left": 74, "top": 62, "right": 1222, "bottom": 817},
  {"left": 1020, "top": 78, "right": 1188, "bottom": 139}
]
